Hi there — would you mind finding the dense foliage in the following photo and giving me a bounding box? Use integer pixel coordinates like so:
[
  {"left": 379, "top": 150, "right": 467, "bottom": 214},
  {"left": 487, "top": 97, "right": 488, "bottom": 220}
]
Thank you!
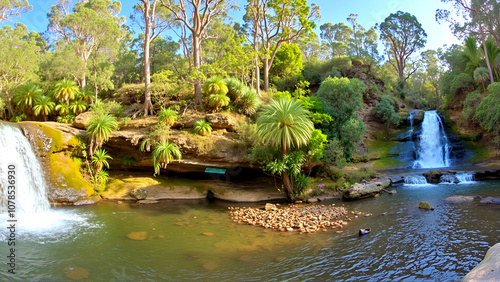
[{"left": 317, "top": 77, "right": 365, "bottom": 160}]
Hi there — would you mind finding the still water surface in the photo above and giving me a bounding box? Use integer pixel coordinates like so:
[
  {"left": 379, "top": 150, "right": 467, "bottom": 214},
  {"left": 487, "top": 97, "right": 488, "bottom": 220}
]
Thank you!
[{"left": 1, "top": 180, "right": 499, "bottom": 281}]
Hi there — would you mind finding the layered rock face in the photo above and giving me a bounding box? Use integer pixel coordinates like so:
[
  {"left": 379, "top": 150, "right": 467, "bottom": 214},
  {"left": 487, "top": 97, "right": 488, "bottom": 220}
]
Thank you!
[{"left": 19, "top": 122, "right": 93, "bottom": 204}]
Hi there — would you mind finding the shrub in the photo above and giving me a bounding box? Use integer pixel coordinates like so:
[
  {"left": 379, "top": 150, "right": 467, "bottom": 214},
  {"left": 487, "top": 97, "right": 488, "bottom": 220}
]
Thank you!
[
  {"left": 238, "top": 88, "right": 260, "bottom": 116},
  {"left": 462, "top": 90, "right": 482, "bottom": 120},
  {"left": 91, "top": 100, "right": 123, "bottom": 117},
  {"left": 193, "top": 119, "right": 212, "bottom": 136},
  {"left": 202, "top": 75, "right": 228, "bottom": 95},
  {"left": 317, "top": 76, "right": 365, "bottom": 160},
  {"left": 152, "top": 140, "right": 182, "bottom": 176},
  {"left": 323, "top": 139, "right": 346, "bottom": 168},
  {"left": 346, "top": 167, "right": 378, "bottom": 183},
  {"left": 225, "top": 77, "right": 246, "bottom": 103},
  {"left": 13, "top": 83, "right": 42, "bottom": 111},
  {"left": 235, "top": 122, "right": 260, "bottom": 148},
  {"left": 87, "top": 113, "right": 119, "bottom": 154},
  {"left": 208, "top": 93, "right": 230, "bottom": 112},
  {"left": 474, "top": 82, "right": 500, "bottom": 142},
  {"left": 451, "top": 73, "right": 476, "bottom": 97},
  {"left": 374, "top": 95, "right": 401, "bottom": 128},
  {"left": 473, "top": 67, "right": 489, "bottom": 90},
  {"left": 158, "top": 107, "right": 178, "bottom": 126}
]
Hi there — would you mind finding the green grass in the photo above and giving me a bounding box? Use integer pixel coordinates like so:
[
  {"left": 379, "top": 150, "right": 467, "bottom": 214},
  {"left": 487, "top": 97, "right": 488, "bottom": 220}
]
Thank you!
[
  {"left": 463, "top": 141, "right": 492, "bottom": 164},
  {"left": 365, "top": 140, "right": 399, "bottom": 160}
]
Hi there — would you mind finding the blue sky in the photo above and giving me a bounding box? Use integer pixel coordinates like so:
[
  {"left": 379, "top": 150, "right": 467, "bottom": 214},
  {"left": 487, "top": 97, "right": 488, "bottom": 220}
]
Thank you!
[{"left": 4, "top": 0, "right": 461, "bottom": 52}]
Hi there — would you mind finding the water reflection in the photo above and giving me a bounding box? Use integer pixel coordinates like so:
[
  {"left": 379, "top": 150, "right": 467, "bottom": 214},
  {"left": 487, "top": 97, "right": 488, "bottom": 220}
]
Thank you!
[{"left": 0, "top": 181, "right": 498, "bottom": 281}]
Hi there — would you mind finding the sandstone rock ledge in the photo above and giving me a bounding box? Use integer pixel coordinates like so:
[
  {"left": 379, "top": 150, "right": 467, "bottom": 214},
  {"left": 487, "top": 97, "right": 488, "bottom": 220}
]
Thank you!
[
  {"left": 462, "top": 243, "right": 500, "bottom": 282},
  {"left": 343, "top": 178, "right": 392, "bottom": 199},
  {"left": 102, "top": 171, "right": 287, "bottom": 202}
]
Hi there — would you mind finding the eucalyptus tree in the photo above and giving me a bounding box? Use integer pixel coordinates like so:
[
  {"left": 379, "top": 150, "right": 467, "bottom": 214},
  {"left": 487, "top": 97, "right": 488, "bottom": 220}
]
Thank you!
[
  {"left": 257, "top": 97, "right": 314, "bottom": 201},
  {"left": 378, "top": 11, "right": 427, "bottom": 81},
  {"left": 246, "top": 0, "right": 320, "bottom": 91},
  {"left": 131, "top": 0, "right": 172, "bottom": 116},
  {"left": 202, "top": 19, "right": 254, "bottom": 83},
  {"left": 319, "top": 22, "right": 352, "bottom": 57},
  {"left": 160, "top": 0, "right": 235, "bottom": 107},
  {"left": 47, "top": 0, "right": 123, "bottom": 89},
  {"left": 0, "top": 23, "right": 40, "bottom": 119},
  {"left": 0, "top": 0, "right": 31, "bottom": 22}
]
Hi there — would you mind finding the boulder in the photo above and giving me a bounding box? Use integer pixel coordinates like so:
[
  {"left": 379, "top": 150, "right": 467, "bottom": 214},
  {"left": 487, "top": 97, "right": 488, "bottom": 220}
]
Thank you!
[
  {"left": 73, "top": 196, "right": 101, "bottom": 206},
  {"left": 130, "top": 188, "right": 148, "bottom": 200},
  {"left": 422, "top": 169, "right": 456, "bottom": 184},
  {"left": 444, "top": 195, "right": 475, "bottom": 203},
  {"left": 265, "top": 203, "right": 278, "bottom": 211},
  {"left": 72, "top": 111, "right": 94, "bottom": 129},
  {"left": 480, "top": 197, "right": 500, "bottom": 204},
  {"left": 343, "top": 178, "right": 392, "bottom": 199},
  {"left": 205, "top": 113, "right": 239, "bottom": 131},
  {"left": 463, "top": 243, "right": 500, "bottom": 282},
  {"left": 440, "top": 174, "right": 460, "bottom": 184}
]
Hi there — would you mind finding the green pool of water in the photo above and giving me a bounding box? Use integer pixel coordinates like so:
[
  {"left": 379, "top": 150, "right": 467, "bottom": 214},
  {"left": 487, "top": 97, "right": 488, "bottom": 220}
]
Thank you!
[{"left": 1, "top": 180, "right": 499, "bottom": 281}]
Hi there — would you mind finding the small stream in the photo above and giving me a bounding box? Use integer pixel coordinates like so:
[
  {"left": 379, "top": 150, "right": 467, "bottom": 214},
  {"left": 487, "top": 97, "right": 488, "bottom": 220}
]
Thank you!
[{"left": 1, "top": 180, "right": 499, "bottom": 281}]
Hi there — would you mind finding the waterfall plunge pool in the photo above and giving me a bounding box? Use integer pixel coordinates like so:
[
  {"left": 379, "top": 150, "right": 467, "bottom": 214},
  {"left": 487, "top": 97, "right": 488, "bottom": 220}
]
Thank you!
[{"left": 1, "top": 180, "right": 499, "bottom": 281}]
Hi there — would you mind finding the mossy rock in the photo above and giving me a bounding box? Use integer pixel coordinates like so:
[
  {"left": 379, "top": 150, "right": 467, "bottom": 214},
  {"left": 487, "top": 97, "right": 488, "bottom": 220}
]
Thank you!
[
  {"left": 19, "top": 122, "right": 64, "bottom": 156},
  {"left": 418, "top": 201, "right": 434, "bottom": 210},
  {"left": 47, "top": 152, "right": 93, "bottom": 201}
]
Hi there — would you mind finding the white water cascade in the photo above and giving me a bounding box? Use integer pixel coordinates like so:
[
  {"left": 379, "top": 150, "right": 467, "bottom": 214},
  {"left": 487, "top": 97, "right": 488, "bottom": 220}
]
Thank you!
[
  {"left": 413, "top": 111, "right": 451, "bottom": 169},
  {"left": 0, "top": 122, "right": 50, "bottom": 214}
]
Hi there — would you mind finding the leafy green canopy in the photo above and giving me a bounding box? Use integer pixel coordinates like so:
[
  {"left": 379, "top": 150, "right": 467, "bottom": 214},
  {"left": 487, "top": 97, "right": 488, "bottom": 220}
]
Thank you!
[
  {"left": 378, "top": 11, "right": 427, "bottom": 80},
  {"left": 374, "top": 95, "right": 400, "bottom": 128},
  {"left": 474, "top": 83, "right": 500, "bottom": 142},
  {"left": 317, "top": 76, "right": 365, "bottom": 160}
]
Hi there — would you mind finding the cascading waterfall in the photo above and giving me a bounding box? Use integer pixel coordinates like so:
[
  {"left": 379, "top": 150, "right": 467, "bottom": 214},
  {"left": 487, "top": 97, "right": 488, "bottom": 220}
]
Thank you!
[
  {"left": 405, "top": 111, "right": 415, "bottom": 139},
  {"left": 413, "top": 111, "right": 451, "bottom": 168},
  {"left": 0, "top": 122, "right": 50, "bottom": 214}
]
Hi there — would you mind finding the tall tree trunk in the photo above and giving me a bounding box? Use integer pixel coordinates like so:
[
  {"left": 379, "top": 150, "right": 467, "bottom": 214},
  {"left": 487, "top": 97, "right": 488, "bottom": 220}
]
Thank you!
[
  {"left": 93, "top": 55, "right": 98, "bottom": 101},
  {"left": 474, "top": 8, "right": 495, "bottom": 84},
  {"left": 282, "top": 171, "right": 294, "bottom": 202},
  {"left": 481, "top": 40, "right": 495, "bottom": 84},
  {"left": 141, "top": 1, "right": 154, "bottom": 116},
  {"left": 192, "top": 32, "right": 202, "bottom": 106},
  {"left": 252, "top": 0, "right": 261, "bottom": 96},
  {"left": 263, "top": 58, "right": 270, "bottom": 92}
]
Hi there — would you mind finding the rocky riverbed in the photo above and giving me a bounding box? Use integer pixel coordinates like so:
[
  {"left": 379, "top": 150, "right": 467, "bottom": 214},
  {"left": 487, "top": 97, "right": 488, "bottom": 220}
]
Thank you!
[{"left": 228, "top": 204, "right": 364, "bottom": 234}]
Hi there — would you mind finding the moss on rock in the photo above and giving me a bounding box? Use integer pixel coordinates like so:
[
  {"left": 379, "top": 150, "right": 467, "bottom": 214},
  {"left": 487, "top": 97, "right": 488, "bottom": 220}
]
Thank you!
[
  {"left": 47, "top": 152, "right": 93, "bottom": 200},
  {"left": 418, "top": 201, "right": 434, "bottom": 210}
]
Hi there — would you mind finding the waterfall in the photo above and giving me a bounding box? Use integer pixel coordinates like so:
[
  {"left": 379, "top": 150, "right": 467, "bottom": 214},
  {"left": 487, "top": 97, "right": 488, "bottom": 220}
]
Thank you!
[
  {"left": 405, "top": 111, "right": 415, "bottom": 139},
  {"left": 404, "top": 175, "right": 428, "bottom": 185},
  {"left": 0, "top": 122, "right": 50, "bottom": 214},
  {"left": 413, "top": 111, "right": 451, "bottom": 169}
]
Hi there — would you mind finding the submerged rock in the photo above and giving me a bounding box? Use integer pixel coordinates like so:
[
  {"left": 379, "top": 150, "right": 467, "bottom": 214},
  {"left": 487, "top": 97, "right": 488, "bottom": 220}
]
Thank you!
[
  {"left": 64, "top": 266, "right": 90, "bottom": 280},
  {"left": 202, "top": 261, "right": 219, "bottom": 271},
  {"left": 480, "top": 197, "right": 500, "bottom": 204},
  {"left": 444, "top": 195, "right": 474, "bottom": 203},
  {"left": 463, "top": 243, "right": 500, "bottom": 281},
  {"left": 418, "top": 202, "right": 434, "bottom": 210},
  {"left": 126, "top": 231, "right": 148, "bottom": 241}
]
